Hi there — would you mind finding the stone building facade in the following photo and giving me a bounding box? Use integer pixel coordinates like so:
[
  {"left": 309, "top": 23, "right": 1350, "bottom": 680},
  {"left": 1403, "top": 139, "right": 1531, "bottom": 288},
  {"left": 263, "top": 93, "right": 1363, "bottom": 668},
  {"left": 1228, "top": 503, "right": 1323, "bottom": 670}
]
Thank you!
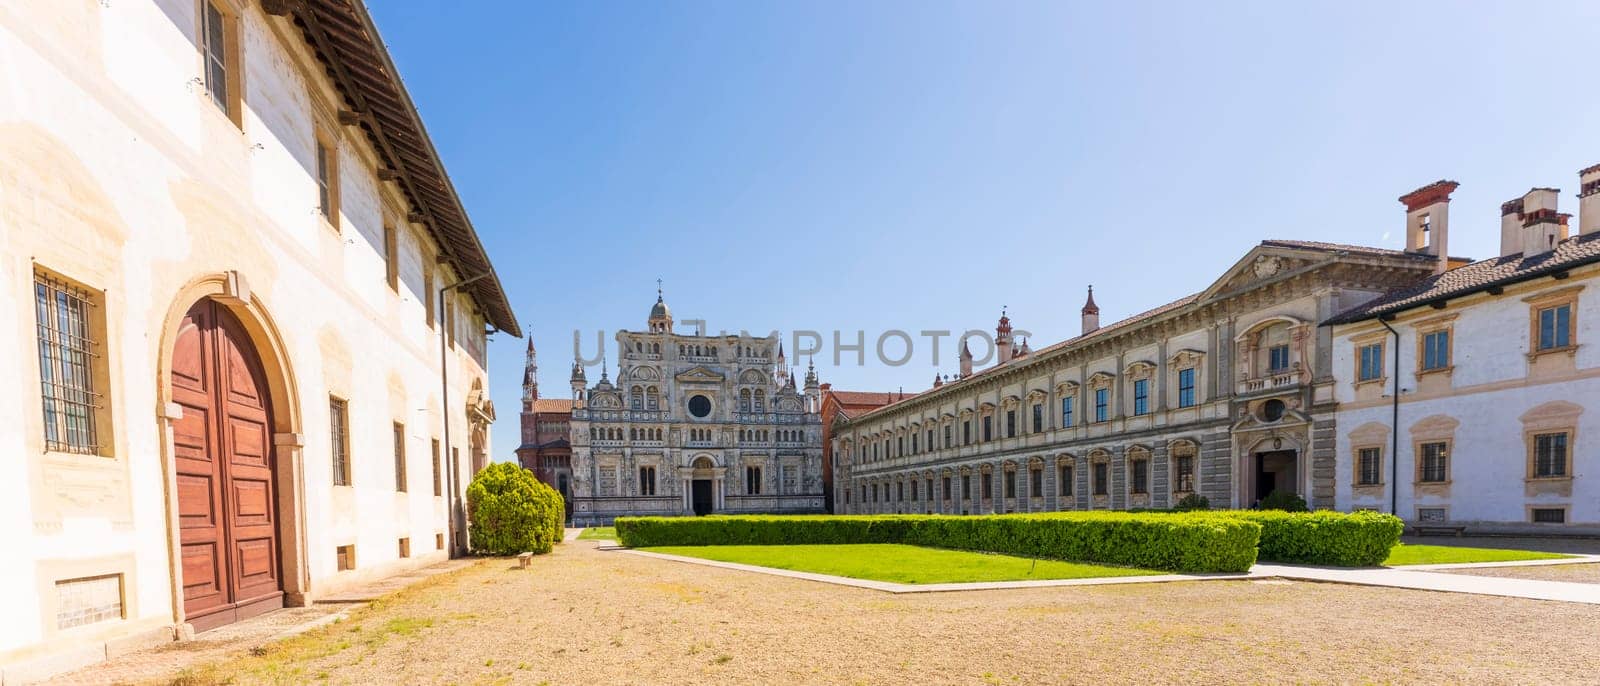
[
  {"left": 819, "top": 387, "right": 913, "bottom": 513},
  {"left": 567, "top": 292, "right": 825, "bottom": 525},
  {"left": 1328, "top": 174, "right": 1600, "bottom": 533},
  {"left": 833, "top": 238, "right": 1443, "bottom": 516},
  {"left": 0, "top": 2, "right": 515, "bottom": 680}
]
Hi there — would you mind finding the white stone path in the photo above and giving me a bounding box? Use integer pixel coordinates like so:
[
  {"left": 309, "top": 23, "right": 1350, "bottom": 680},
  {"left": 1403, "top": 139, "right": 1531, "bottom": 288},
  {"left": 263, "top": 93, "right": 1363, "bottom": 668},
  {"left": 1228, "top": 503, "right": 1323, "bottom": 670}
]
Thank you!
[{"left": 613, "top": 545, "right": 1600, "bottom": 604}]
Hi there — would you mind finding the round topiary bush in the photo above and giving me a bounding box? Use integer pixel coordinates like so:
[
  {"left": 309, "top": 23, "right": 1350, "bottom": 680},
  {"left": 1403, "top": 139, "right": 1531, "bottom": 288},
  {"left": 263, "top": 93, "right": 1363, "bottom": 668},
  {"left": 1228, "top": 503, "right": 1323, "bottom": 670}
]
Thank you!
[{"left": 466, "top": 462, "right": 564, "bottom": 556}]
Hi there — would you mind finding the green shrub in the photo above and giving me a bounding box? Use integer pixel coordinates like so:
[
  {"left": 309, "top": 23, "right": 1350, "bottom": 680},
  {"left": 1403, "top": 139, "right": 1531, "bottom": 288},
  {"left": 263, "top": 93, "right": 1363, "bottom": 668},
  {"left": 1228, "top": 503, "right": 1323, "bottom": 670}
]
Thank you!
[
  {"left": 1257, "top": 490, "right": 1308, "bottom": 512},
  {"left": 466, "top": 463, "right": 564, "bottom": 556},
  {"left": 1173, "top": 493, "right": 1211, "bottom": 511},
  {"left": 1227, "top": 510, "right": 1403, "bottom": 566},
  {"left": 616, "top": 513, "right": 1260, "bottom": 573}
]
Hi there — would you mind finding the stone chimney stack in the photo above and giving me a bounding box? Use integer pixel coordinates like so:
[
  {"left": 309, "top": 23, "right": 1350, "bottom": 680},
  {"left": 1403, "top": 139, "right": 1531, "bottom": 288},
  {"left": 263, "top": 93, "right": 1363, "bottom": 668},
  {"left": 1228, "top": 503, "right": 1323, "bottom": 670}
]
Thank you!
[
  {"left": 1579, "top": 163, "right": 1600, "bottom": 236},
  {"left": 994, "top": 308, "right": 1013, "bottom": 364},
  {"left": 1501, "top": 196, "right": 1525, "bottom": 257},
  {"left": 1080, "top": 286, "right": 1100, "bottom": 336},
  {"left": 1398, "top": 180, "right": 1458, "bottom": 275},
  {"left": 1513, "top": 188, "right": 1569, "bottom": 257}
]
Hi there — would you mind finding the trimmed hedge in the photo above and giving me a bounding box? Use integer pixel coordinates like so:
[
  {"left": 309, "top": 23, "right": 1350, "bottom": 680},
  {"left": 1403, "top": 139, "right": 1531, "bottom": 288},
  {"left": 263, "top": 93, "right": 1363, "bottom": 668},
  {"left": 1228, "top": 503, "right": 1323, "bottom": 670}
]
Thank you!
[
  {"left": 616, "top": 513, "right": 1260, "bottom": 573},
  {"left": 466, "top": 463, "right": 565, "bottom": 556},
  {"left": 1227, "top": 510, "right": 1403, "bottom": 566}
]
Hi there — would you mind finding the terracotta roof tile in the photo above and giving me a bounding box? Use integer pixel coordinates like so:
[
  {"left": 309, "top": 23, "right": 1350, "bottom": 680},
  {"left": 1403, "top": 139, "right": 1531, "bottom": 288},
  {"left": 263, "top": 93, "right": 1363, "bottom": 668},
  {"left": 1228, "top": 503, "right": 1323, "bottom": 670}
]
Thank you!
[
  {"left": 1325, "top": 233, "right": 1600, "bottom": 325},
  {"left": 531, "top": 398, "right": 574, "bottom": 413}
]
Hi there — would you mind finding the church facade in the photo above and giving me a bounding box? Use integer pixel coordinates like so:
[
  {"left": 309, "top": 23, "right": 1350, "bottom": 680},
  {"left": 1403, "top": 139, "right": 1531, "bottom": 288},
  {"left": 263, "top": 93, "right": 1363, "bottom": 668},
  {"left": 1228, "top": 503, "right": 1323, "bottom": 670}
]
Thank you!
[{"left": 567, "top": 293, "right": 826, "bottom": 525}]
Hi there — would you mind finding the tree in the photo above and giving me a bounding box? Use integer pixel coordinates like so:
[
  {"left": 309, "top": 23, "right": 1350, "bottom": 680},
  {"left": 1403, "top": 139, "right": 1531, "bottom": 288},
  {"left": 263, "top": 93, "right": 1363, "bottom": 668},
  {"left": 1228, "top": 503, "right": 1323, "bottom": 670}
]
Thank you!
[{"left": 466, "top": 462, "right": 564, "bottom": 555}]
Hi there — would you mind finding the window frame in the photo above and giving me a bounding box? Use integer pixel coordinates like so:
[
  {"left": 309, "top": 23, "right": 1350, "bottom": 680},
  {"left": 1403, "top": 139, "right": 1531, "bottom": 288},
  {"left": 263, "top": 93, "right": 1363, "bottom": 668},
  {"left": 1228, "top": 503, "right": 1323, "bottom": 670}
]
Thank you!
[
  {"left": 330, "top": 396, "right": 351, "bottom": 486},
  {"left": 1357, "top": 342, "right": 1385, "bottom": 382},
  {"left": 392, "top": 422, "right": 407, "bottom": 492},
  {"left": 1093, "top": 388, "right": 1109, "bottom": 423},
  {"left": 313, "top": 129, "right": 341, "bottom": 231},
  {"left": 1132, "top": 379, "right": 1149, "bottom": 416},
  {"left": 1530, "top": 431, "right": 1570, "bottom": 479},
  {"left": 1177, "top": 367, "right": 1196, "bottom": 408},
  {"left": 197, "top": 0, "right": 243, "bottom": 126},
  {"left": 33, "top": 267, "right": 112, "bottom": 457},
  {"left": 1356, "top": 446, "right": 1382, "bottom": 486},
  {"left": 1524, "top": 286, "right": 1581, "bottom": 358},
  {"left": 1416, "top": 440, "right": 1450, "bottom": 484}
]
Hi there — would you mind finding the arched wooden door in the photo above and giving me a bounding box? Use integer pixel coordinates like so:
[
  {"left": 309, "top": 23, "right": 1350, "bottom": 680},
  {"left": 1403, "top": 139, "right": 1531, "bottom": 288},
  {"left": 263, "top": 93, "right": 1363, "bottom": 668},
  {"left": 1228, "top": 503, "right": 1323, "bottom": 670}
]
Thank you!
[{"left": 171, "top": 299, "right": 284, "bottom": 632}]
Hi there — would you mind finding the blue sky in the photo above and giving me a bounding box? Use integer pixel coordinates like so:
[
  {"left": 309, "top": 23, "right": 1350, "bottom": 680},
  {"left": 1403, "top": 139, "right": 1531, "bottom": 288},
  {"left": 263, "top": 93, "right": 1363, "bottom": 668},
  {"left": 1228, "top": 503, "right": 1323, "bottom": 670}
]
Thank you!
[{"left": 366, "top": 1, "right": 1600, "bottom": 459}]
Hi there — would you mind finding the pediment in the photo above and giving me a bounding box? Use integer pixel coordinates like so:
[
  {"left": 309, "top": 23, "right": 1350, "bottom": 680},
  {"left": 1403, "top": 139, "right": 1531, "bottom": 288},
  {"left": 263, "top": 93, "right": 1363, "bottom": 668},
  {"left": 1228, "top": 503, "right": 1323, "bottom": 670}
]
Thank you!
[
  {"left": 675, "top": 366, "right": 726, "bottom": 383},
  {"left": 1199, "top": 247, "right": 1318, "bottom": 303}
]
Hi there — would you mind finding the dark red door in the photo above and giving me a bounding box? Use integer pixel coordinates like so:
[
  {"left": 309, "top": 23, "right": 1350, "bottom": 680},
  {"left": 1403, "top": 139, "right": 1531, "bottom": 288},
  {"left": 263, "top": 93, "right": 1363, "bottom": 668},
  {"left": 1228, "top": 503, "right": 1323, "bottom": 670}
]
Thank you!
[{"left": 172, "top": 299, "right": 283, "bottom": 632}]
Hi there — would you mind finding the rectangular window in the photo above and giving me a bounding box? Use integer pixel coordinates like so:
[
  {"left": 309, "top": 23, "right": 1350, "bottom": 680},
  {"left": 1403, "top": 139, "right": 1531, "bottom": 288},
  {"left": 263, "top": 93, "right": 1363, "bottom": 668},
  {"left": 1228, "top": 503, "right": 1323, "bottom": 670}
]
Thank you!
[
  {"left": 1421, "top": 330, "right": 1450, "bottom": 371},
  {"left": 330, "top": 397, "right": 351, "bottom": 486},
  {"left": 1061, "top": 396, "right": 1074, "bottom": 427},
  {"left": 963, "top": 420, "right": 971, "bottom": 445},
  {"left": 639, "top": 466, "right": 657, "bottom": 495},
  {"left": 431, "top": 438, "right": 442, "bottom": 496},
  {"left": 436, "top": 533, "right": 444, "bottom": 550},
  {"left": 1057, "top": 464, "right": 1072, "bottom": 496},
  {"left": 982, "top": 416, "right": 993, "bottom": 442},
  {"left": 1131, "top": 459, "right": 1148, "bottom": 494},
  {"left": 911, "top": 434, "right": 918, "bottom": 454},
  {"left": 1533, "top": 433, "right": 1568, "bottom": 478},
  {"left": 424, "top": 268, "right": 436, "bottom": 329},
  {"left": 1004, "top": 470, "right": 1016, "bottom": 499},
  {"left": 910, "top": 480, "right": 918, "bottom": 501},
  {"left": 1133, "top": 379, "right": 1149, "bottom": 416},
  {"left": 926, "top": 429, "right": 934, "bottom": 451},
  {"left": 942, "top": 476, "right": 951, "bottom": 500},
  {"left": 1358, "top": 343, "right": 1384, "bottom": 381},
  {"left": 1032, "top": 404, "right": 1043, "bottom": 433},
  {"left": 392, "top": 422, "right": 407, "bottom": 492},
  {"left": 1419, "top": 442, "right": 1448, "bottom": 483},
  {"left": 1532, "top": 508, "right": 1566, "bottom": 524},
  {"left": 981, "top": 473, "right": 993, "bottom": 500},
  {"left": 316, "top": 139, "right": 336, "bottom": 224},
  {"left": 1358, "top": 447, "right": 1381, "bottom": 486},
  {"left": 1268, "top": 344, "right": 1291, "bottom": 372},
  {"left": 200, "top": 1, "right": 230, "bottom": 114},
  {"left": 1538, "top": 304, "right": 1572, "bottom": 350},
  {"left": 1174, "top": 455, "right": 1194, "bottom": 492},
  {"left": 383, "top": 224, "right": 399, "bottom": 290},
  {"left": 745, "top": 466, "right": 761, "bottom": 495},
  {"left": 1177, "top": 368, "right": 1196, "bottom": 408},
  {"left": 1005, "top": 410, "right": 1016, "bottom": 438},
  {"left": 1092, "top": 462, "right": 1108, "bottom": 496},
  {"left": 336, "top": 544, "right": 356, "bottom": 571},
  {"left": 1094, "top": 388, "right": 1108, "bottom": 423},
  {"left": 943, "top": 425, "right": 952, "bottom": 448},
  {"left": 34, "top": 272, "right": 105, "bottom": 455},
  {"left": 1030, "top": 468, "right": 1043, "bottom": 497},
  {"left": 962, "top": 474, "right": 971, "bottom": 499},
  {"left": 398, "top": 537, "right": 410, "bottom": 559},
  {"left": 897, "top": 481, "right": 904, "bottom": 502}
]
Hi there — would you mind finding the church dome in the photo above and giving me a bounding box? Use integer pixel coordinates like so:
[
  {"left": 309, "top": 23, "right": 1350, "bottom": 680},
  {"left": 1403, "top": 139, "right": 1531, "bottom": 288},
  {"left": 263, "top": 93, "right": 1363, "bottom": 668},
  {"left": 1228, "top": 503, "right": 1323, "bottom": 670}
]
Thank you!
[{"left": 649, "top": 296, "right": 671, "bottom": 321}]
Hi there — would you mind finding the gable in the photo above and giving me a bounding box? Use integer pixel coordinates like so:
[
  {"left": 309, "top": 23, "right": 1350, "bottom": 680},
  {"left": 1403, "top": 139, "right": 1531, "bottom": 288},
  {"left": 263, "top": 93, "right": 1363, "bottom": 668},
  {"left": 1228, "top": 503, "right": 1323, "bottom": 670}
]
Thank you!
[{"left": 674, "top": 366, "right": 726, "bottom": 383}]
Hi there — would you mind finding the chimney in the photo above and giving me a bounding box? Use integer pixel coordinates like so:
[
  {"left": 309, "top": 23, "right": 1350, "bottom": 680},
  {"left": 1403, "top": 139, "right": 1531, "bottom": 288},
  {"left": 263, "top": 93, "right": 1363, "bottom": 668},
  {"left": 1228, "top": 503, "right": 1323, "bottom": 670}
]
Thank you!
[
  {"left": 1580, "top": 163, "right": 1600, "bottom": 235},
  {"left": 1516, "top": 188, "right": 1569, "bottom": 257},
  {"left": 994, "top": 308, "right": 1013, "bottom": 364},
  {"left": 1080, "top": 285, "right": 1099, "bottom": 335},
  {"left": 1501, "top": 197, "right": 1525, "bottom": 257},
  {"left": 1398, "top": 180, "right": 1458, "bottom": 274}
]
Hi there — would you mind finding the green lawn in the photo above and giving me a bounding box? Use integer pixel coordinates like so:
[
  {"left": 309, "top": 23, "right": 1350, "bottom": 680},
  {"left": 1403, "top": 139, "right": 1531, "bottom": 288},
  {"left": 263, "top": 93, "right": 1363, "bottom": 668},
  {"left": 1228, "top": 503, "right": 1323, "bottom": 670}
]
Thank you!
[
  {"left": 640, "top": 543, "right": 1166, "bottom": 584},
  {"left": 577, "top": 526, "right": 616, "bottom": 541},
  {"left": 1383, "top": 543, "right": 1575, "bottom": 566}
]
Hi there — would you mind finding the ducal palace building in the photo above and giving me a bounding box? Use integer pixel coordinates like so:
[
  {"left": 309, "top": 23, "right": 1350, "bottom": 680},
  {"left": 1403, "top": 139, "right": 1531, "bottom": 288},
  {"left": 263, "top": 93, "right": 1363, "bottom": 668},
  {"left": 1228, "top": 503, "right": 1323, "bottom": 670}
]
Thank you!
[
  {"left": 833, "top": 173, "right": 1600, "bottom": 534},
  {"left": 566, "top": 292, "right": 826, "bottom": 525}
]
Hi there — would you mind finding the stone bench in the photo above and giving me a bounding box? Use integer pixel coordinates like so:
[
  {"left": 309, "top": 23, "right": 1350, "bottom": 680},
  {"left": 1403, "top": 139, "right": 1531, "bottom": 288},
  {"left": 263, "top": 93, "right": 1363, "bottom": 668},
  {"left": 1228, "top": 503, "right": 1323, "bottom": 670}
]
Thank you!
[
  {"left": 518, "top": 552, "right": 533, "bottom": 569},
  {"left": 1411, "top": 525, "right": 1467, "bottom": 537}
]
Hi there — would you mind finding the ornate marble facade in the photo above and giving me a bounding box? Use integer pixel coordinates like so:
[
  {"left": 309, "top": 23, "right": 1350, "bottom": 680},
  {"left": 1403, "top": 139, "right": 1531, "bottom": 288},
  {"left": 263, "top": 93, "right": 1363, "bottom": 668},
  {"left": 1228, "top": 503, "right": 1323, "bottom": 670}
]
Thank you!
[{"left": 567, "top": 292, "right": 825, "bottom": 525}]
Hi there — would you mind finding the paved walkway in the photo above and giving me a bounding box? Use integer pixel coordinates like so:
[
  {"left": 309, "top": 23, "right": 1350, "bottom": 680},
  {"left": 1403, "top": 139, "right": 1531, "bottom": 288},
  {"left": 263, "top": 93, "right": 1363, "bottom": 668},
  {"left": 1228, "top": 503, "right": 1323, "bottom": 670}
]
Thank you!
[
  {"left": 40, "top": 559, "right": 475, "bottom": 686},
  {"left": 620, "top": 547, "right": 1600, "bottom": 604}
]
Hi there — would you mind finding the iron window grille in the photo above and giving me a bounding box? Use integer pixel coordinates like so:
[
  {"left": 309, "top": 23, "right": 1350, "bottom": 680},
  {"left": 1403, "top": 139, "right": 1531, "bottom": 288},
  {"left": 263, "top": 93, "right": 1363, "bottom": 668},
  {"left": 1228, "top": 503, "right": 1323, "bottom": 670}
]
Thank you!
[
  {"left": 1419, "top": 442, "right": 1448, "bottom": 483},
  {"left": 35, "top": 273, "right": 102, "bottom": 455},
  {"left": 1534, "top": 433, "right": 1568, "bottom": 478},
  {"left": 1357, "top": 448, "right": 1381, "bottom": 485}
]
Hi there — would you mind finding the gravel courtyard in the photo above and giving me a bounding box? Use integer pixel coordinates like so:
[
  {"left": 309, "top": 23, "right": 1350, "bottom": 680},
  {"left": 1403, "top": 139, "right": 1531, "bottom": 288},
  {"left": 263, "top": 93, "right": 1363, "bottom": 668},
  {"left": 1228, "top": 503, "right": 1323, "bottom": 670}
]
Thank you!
[{"left": 157, "top": 540, "right": 1600, "bottom": 686}]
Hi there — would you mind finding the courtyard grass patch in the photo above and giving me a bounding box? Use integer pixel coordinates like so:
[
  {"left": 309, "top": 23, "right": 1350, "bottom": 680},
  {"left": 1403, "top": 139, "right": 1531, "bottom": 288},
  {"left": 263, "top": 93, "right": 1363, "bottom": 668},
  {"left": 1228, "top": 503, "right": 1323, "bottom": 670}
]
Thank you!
[
  {"left": 577, "top": 526, "right": 616, "bottom": 541},
  {"left": 641, "top": 543, "right": 1167, "bottom": 584},
  {"left": 1383, "top": 543, "right": 1575, "bottom": 566}
]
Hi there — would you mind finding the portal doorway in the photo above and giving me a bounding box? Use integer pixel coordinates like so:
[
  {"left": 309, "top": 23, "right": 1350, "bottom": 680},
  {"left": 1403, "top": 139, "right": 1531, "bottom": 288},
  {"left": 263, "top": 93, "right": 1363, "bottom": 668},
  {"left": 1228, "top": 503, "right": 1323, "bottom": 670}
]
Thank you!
[
  {"left": 692, "top": 479, "right": 714, "bottom": 516},
  {"left": 1254, "top": 450, "right": 1298, "bottom": 503},
  {"left": 170, "top": 299, "right": 284, "bottom": 632}
]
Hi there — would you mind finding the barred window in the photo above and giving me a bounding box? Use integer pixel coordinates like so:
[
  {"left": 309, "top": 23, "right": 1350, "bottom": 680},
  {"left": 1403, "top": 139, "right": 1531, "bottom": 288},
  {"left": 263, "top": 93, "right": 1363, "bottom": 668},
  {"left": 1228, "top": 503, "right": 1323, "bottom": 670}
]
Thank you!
[
  {"left": 1003, "top": 470, "right": 1016, "bottom": 499},
  {"left": 35, "top": 273, "right": 103, "bottom": 455},
  {"left": 1533, "top": 433, "right": 1568, "bottom": 478},
  {"left": 1174, "top": 454, "right": 1195, "bottom": 493},
  {"left": 1419, "top": 442, "right": 1448, "bottom": 483},
  {"left": 1030, "top": 468, "right": 1043, "bottom": 497},
  {"left": 1058, "top": 464, "right": 1073, "bottom": 496},
  {"left": 1358, "top": 447, "right": 1381, "bottom": 486},
  {"left": 1092, "top": 462, "right": 1108, "bottom": 496},
  {"left": 1130, "top": 459, "right": 1149, "bottom": 494},
  {"left": 330, "top": 398, "right": 350, "bottom": 485}
]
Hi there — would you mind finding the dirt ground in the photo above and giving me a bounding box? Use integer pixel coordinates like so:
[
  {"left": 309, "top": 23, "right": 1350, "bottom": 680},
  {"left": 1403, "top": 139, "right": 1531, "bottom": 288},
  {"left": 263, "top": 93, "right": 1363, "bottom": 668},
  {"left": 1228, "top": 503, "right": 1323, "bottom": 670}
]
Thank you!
[
  {"left": 1444, "top": 562, "right": 1600, "bottom": 584},
  {"left": 131, "top": 539, "right": 1600, "bottom": 686}
]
